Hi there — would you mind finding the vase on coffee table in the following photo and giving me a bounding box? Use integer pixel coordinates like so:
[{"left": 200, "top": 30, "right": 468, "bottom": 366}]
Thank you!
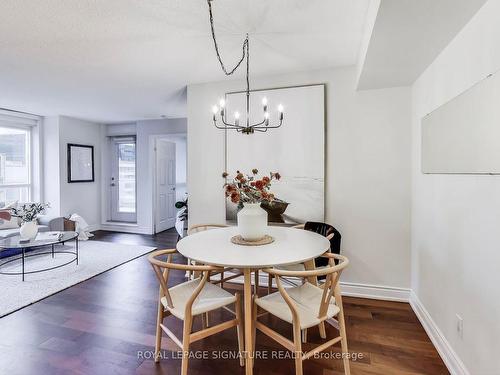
[{"left": 20, "top": 220, "right": 38, "bottom": 240}]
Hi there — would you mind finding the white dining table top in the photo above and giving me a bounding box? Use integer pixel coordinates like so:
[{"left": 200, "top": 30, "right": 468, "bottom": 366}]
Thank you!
[{"left": 176, "top": 226, "right": 330, "bottom": 268}]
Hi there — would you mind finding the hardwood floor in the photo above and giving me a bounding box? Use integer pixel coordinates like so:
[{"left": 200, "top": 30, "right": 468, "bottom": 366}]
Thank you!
[{"left": 0, "top": 230, "right": 448, "bottom": 375}]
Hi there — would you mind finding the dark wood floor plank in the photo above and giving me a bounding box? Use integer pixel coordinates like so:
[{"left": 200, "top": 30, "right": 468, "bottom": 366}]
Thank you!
[{"left": 0, "top": 229, "right": 448, "bottom": 374}]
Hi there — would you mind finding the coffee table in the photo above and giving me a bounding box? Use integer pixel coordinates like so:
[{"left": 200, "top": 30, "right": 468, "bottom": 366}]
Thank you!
[{"left": 0, "top": 231, "right": 79, "bottom": 281}]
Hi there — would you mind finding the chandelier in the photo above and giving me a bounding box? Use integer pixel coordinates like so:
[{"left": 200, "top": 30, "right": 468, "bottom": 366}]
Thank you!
[{"left": 207, "top": 0, "right": 284, "bottom": 135}]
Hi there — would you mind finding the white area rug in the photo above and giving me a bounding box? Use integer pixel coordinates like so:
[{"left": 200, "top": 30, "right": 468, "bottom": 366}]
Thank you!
[{"left": 0, "top": 240, "right": 155, "bottom": 317}]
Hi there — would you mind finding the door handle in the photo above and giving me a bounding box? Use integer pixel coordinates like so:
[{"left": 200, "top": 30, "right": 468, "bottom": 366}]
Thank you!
[
  {"left": 111, "top": 183, "right": 116, "bottom": 187},
  {"left": 171, "top": 187, "right": 176, "bottom": 191}
]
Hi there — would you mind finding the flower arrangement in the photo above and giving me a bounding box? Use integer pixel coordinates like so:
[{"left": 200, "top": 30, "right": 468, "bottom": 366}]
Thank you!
[
  {"left": 11, "top": 202, "right": 50, "bottom": 223},
  {"left": 223, "top": 169, "right": 281, "bottom": 204}
]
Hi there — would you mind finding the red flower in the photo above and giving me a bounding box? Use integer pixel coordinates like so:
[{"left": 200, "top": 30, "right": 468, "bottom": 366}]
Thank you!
[
  {"left": 236, "top": 173, "right": 244, "bottom": 180},
  {"left": 250, "top": 181, "right": 256, "bottom": 187},
  {"left": 262, "top": 176, "right": 270, "bottom": 184},
  {"left": 255, "top": 180, "right": 265, "bottom": 190},
  {"left": 230, "top": 191, "right": 240, "bottom": 203}
]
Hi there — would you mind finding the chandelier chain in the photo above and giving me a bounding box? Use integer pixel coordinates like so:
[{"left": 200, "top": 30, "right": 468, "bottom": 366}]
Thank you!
[{"left": 207, "top": 0, "right": 249, "bottom": 77}]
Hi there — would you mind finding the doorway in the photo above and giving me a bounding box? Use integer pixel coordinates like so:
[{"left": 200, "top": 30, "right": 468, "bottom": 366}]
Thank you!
[
  {"left": 154, "top": 138, "right": 177, "bottom": 232},
  {"left": 110, "top": 137, "right": 137, "bottom": 222}
]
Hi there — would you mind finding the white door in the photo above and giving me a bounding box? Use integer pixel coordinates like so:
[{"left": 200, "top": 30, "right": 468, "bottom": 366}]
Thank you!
[
  {"left": 155, "top": 139, "right": 176, "bottom": 233},
  {"left": 110, "top": 137, "right": 137, "bottom": 222}
]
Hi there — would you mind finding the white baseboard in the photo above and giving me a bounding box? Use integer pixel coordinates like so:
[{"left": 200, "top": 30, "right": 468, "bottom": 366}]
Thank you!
[
  {"left": 98, "top": 223, "right": 151, "bottom": 234},
  {"left": 339, "top": 281, "right": 410, "bottom": 302},
  {"left": 211, "top": 271, "right": 410, "bottom": 302},
  {"left": 409, "top": 291, "right": 469, "bottom": 375},
  {"left": 87, "top": 224, "right": 101, "bottom": 232}
]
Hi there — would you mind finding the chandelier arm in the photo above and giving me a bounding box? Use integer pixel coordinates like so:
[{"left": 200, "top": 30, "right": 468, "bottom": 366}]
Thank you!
[
  {"left": 207, "top": 0, "right": 248, "bottom": 76},
  {"left": 249, "top": 118, "right": 267, "bottom": 128},
  {"left": 253, "top": 119, "right": 283, "bottom": 129},
  {"left": 213, "top": 120, "right": 229, "bottom": 130},
  {"left": 213, "top": 117, "right": 240, "bottom": 129},
  {"left": 220, "top": 117, "right": 245, "bottom": 129}
]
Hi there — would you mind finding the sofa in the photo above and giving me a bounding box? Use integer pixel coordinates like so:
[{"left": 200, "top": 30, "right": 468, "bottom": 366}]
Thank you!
[{"left": 0, "top": 216, "right": 65, "bottom": 239}]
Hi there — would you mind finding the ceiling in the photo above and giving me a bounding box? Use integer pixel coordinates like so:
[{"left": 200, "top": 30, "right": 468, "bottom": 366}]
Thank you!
[
  {"left": 357, "top": 0, "right": 488, "bottom": 90},
  {"left": 0, "top": 0, "right": 371, "bottom": 123}
]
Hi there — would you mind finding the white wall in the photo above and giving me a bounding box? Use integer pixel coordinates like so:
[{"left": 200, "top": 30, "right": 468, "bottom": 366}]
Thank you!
[
  {"left": 188, "top": 67, "right": 412, "bottom": 289},
  {"left": 411, "top": 1, "right": 500, "bottom": 373},
  {"left": 59, "top": 116, "right": 102, "bottom": 229},
  {"left": 43, "top": 116, "right": 101, "bottom": 229},
  {"left": 42, "top": 115, "right": 102, "bottom": 229}
]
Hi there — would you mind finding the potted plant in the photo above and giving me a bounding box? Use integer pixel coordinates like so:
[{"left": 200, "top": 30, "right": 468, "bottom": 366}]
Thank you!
[
  {"left": 11, "top": 202, "right": 50, "bottom": 240},
  {"left": 223, "top": 169, "right": 280, "bottom": 241}
]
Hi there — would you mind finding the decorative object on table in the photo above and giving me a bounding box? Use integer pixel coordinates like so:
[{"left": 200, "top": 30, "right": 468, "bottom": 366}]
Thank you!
[
  {"left": 230, "top": 234, "right": 274, "bottom": 246},
  {"left": 206, "top": 0, "right": 284, "bottom": 135},
  {"left": 36, "top": 231, "right": 64, "bottom": 241},
  {"left": 11, "top": 202, "right": 50, "bottom": 240},
  {"left": 223, "top": 169, "right": 280, "bottom": 241},
  {"left": 67, "top": 143, "right": 94, "bottom": 183},
  {"left": 260, "top": 199, "right": 289, "bottom": 223},
  {"left": 225, "top": 84, "right": 325, "bottom": 224},
  {"left": 69, "top": 213, "right": 94, "bottom": 240}
]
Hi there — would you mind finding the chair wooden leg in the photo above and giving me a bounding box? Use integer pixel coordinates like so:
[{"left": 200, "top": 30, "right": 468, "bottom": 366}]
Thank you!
[
  {"left": 154, "top": 301, "right": 164, "bottom": 363},
  {"left": 301, "top": 328, "right": 307, "bottom": 343},
  {"left": 336, "top": 291, "right": 350, "bottom": 375},
  {"left": 235, "top": 293, "right": 245, "bottom": 367},
  {"left": 319, "top": 321, "right": 327, "bottom": 339},
  {"left": 254, "top": 270, "right": 259, "bottom": 296},
  {"left": 293, "top": 322, "right": 303, "bottom": 375},
  {"left": 221, "top": 271, "right": 224, "bottom": 288},
  {"left": 201, "top": 313, "right": 207, "bottom": 329},
  {"left": 252, "top": 296, "right": 257, "bottom": 368},
  {"left": 267, "top": 274, "right": 273, "bottom": 294},
  {"left": 186, "top": 258, "right": 192, "bottom": 279},
  {"left": 182, "top": 315, "right": 193, "bottom": 375}
]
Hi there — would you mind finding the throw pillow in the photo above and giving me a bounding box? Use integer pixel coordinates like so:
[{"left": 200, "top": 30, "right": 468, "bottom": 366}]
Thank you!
[{"left": 0, "top": 201, "right": 20, "bottom": 229}]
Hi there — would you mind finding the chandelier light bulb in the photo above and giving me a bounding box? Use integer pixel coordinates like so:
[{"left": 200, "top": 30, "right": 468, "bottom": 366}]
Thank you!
[
  {"left": 278, "top": 104, "right": 284, "bottom": 113},
  {"left": 234, "top": 111, "right": 240, "bottom": 119},
  {"left": 262, "top": 97, "right": 268, "bottom": 106},
  {"left": 212, "top": 105, "right": 219, "bottom": 114},
  {"left": 219, "top": 98, "right": 226, "bottom": 108},
  {"left": 264, "top": 112, "right": 269, "bottom": 119}
]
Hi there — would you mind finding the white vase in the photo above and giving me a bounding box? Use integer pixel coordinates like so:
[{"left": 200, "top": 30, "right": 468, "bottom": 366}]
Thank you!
[
  {"left": 20, "top": 220, "right": 38, "bottom": 240},
  {"left": 237, "top": 203, "right": 268, "bottom": 241}
]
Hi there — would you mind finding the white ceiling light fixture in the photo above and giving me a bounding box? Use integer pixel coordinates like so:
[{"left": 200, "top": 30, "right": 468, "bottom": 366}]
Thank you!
[{"left": 207, "top": 0, "right": 283, "bottom": 135}]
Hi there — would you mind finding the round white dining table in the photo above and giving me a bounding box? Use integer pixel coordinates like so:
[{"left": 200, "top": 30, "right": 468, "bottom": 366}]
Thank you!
[{"left": 176, "top": 226, "right": 330, "bottom": 375}]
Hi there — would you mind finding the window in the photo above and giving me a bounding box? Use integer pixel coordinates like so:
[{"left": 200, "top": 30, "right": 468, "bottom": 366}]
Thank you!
[{"left": 0, "top": 126, "right": 31, "bottom": 203}]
